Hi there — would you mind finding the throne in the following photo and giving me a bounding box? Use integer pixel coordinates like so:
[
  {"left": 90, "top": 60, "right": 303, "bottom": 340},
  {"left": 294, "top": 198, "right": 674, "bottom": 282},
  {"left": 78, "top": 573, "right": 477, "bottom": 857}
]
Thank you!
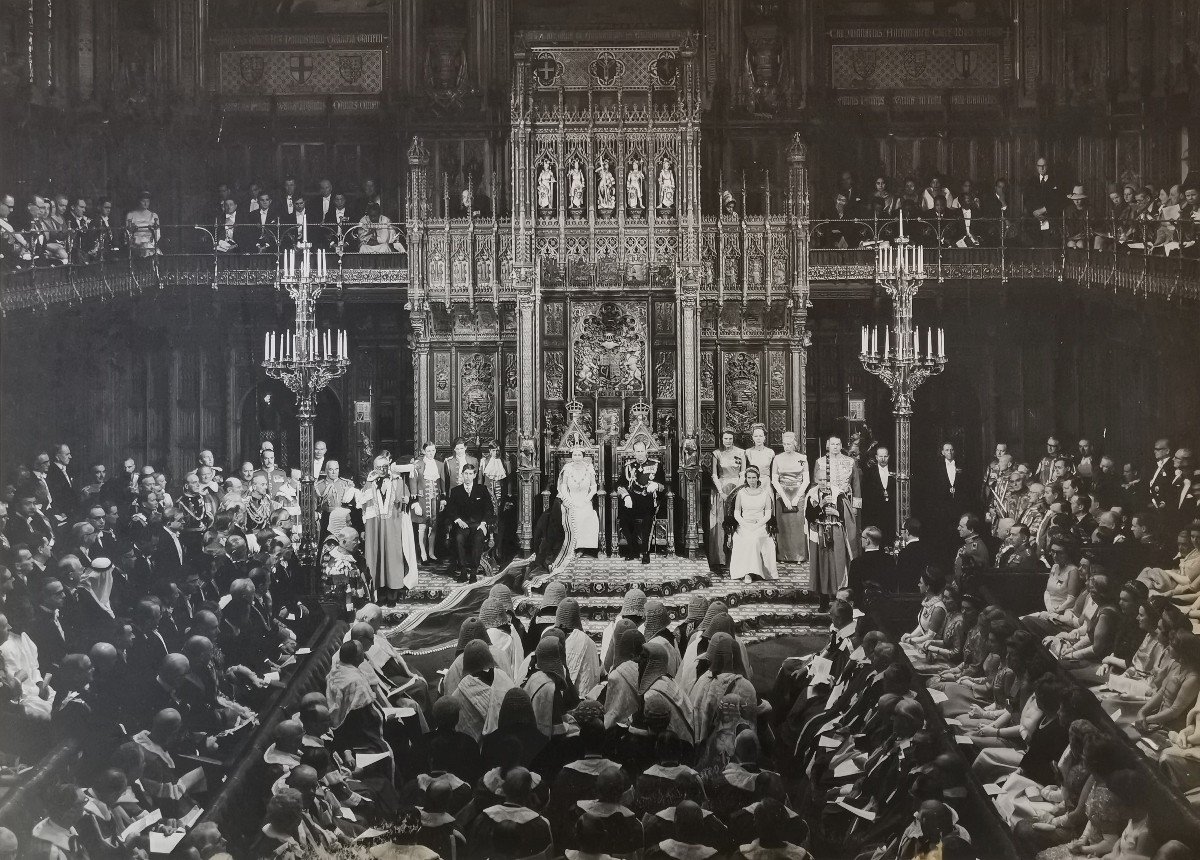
[{"left": 609, "top": 400, "right": 674, "bottom": 555}]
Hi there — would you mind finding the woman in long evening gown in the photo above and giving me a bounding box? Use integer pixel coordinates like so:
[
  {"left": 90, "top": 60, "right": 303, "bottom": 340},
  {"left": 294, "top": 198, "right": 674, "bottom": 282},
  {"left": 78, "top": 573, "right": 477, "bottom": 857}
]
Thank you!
[
  {"left": 410, "top": 442, "right": 444, "bottom": 562},
  {"left": 745, "top": 423, "right": 775, "bottom": 477},
  {"left": 771, "top": 431, "right": 809, "bottom": 563},
  {"left": 558, "top": 447, "right": 599, "bottom": 552},
  {"left": 728, "top": 467, "right": 778, "bottom": 582},
  {"left": 709, "top": 430, "right": 745, "bottom": 568}
]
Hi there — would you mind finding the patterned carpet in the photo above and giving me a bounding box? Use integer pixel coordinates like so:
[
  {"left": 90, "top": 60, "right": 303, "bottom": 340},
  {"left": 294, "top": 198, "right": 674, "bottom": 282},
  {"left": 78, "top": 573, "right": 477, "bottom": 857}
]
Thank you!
[{"left": 381, "top": 553, "right": 826, "bottom": 665}]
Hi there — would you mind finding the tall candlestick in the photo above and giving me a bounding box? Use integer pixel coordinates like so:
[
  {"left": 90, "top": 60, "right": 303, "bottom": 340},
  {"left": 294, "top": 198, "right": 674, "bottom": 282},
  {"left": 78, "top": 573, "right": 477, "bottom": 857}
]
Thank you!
[
  {"left": 938, "top": 328, "right": 944, "bottom": 357},
  {"left": 899, "top": 208, "right": 904, "bottom": 239},
  {"left": 927, "top": 327, "right": 932, "bottom": 358},
  {"left": 861, "top": 326, "right": 868, "bottom": 354},
  {"left": 883, "top": 327, "right": 889, "bottom": 357}
]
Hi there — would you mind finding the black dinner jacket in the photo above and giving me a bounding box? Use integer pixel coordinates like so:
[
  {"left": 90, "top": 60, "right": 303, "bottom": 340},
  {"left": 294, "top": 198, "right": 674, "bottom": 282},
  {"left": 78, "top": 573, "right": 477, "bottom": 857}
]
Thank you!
[
  {"left": 930, "top": 458, "right": 969, "bottom": 507},
  {"left": 445, "top": 482, "right": 495, "bottom": 527},
  {"left": 861, "top": 463, "right": 895, "bottom": 508}
]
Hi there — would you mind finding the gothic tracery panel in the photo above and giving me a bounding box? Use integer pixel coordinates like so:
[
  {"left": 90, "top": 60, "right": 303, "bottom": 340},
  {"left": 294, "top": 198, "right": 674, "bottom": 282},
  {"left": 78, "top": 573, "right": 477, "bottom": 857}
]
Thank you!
[{"left": 459, "top": 354, "right": 495, "bottom": 440}]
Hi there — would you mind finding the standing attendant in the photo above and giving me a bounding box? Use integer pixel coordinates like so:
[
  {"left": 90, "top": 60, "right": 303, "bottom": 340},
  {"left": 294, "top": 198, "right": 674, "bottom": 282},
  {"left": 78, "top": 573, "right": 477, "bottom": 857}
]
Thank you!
[
  {"left": 358, "top": 456, "right": 418, "bottom": 602},
  {"left": 440, "top": 439, "right": 478, "bottom": 554},
  {"left": 861, "top": 445, "right": 897, "bottom": 546},
  {"left": 771, "top": 431, "right": 809, "bottom": 563},
  {"left": 745, "top": 423, "right": 775, "bottom": 477},
  {"left": 709, "top": 430, "right": 746, "bottom": 568},
  {"left": 806, "top": 436, "right": 862, "bottom": 609},
  {"left": 930, "top": 442, "right": 968, "bottom": 561},
  {"left": 411, "top": 442, "right": 445, "bottom": 563},
  {"left": 445, "top": 463, "right": 494, "bottom": 583}
]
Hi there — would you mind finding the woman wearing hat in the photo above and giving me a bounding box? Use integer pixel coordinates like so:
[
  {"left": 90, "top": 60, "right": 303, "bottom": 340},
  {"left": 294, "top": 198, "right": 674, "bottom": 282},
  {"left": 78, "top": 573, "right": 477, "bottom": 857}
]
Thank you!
[{"left": 1064, "top": 185, "right": 1092, "bottom": 249}]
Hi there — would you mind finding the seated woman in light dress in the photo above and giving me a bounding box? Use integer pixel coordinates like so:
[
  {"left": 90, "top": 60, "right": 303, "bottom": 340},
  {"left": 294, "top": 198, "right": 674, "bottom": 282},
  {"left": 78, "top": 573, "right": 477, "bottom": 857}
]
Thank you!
[
  {"left": 728, "top": 466, "right": 778, "bottom": 582},
  {"left": 558, "top": 447, "right": 599, "bottom": 554}
]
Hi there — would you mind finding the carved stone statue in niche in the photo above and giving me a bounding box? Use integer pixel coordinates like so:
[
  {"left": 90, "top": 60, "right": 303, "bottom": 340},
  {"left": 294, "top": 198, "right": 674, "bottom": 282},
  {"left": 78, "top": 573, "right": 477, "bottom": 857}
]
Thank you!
[
  {"left": 568, "top": 158, "right": 586, "bottom": 212},
  {"left": 537, "top": 157, "right": 557, "bottom": 212},
  {"left": 658, "top": 158, "right": 676, "bottom": 211},
  {"left": 595, "top": 157, "right": 617, "bottom": 214},
  {"left": 627, "top": 158, "right": 645, "bottom": 211}
]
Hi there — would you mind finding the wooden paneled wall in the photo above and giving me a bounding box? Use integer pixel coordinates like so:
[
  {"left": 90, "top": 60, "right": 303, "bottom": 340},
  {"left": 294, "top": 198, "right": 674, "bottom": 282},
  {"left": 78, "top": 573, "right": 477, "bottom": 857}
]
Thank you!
[
  {"left": 0, "top": 296, "right": 410, "bottom": 488},
  {"left": 805, "top": 282, "right": 1200, "bottom": 496}
]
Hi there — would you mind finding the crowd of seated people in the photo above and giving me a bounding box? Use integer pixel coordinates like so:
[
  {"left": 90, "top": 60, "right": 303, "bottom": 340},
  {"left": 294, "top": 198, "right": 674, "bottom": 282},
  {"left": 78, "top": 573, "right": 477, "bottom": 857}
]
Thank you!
[
  {"left": 0, "top": 177, "right": 406, "bottom": 271},
  {"left": 0, "top": 428, "right": 996, "bottom": 860},
  {"left": 0, "top": 441, "right": 328, "bottom": 858},
  {"left": 836, "top": 428, "right": 1200, "bottom": 856},
  {"left": 815, "top": 160, "right": 1200, "bottom": 256}
]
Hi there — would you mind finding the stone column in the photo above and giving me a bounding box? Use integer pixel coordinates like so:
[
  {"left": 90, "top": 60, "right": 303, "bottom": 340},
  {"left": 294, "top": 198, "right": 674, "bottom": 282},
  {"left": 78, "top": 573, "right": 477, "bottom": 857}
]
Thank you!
[
  {"left": 786, "top": 133, "right": 810, "bottom": 449},
  {"left": 678, "top": 274, "right": 702, "bottom": 557},
  {"left": 394, "top": 0, "right": 424, "bottom": 95},
  {"left": 515, "top": 282, "right": 538, "bottom": 552}
]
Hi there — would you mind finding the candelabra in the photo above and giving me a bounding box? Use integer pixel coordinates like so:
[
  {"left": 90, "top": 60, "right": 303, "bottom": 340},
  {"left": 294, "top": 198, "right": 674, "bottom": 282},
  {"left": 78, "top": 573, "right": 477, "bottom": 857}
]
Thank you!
[
  {"left": 262, "top": 244, "right": 350, "bottom": 603},
  {"left": 860, "top": 230, "right": 947, "bottom": 541}
]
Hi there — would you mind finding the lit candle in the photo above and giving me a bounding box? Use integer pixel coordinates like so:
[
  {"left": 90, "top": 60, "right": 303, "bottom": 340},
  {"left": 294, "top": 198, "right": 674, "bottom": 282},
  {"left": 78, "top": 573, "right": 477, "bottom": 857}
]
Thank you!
[
  {"left": 927, "top": 327, "right": 932, "bottom": 357},
  {"left": 861, "top": 326, "right": 868, "bottom": 354},
  {"left": 899, "top": 208, "right": 904, "bottom": 239},
  {"left": 870, "top": 326, "right": 877, "bottom": 355},
  {"left": 883, "top": 326, "right": 889, "bottom": 357},
  {"left": 912, "top": 329, "right": 918, "bottom": 356},
  {"left": 264, "top": 332, "right": 269, "bottom": 361},
  {"left": 938, "top": 328, "right": 944, "bottom": 357}
]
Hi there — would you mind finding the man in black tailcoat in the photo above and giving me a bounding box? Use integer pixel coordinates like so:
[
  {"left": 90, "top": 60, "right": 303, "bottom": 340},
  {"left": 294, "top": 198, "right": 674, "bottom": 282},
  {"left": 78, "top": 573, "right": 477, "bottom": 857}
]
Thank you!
[{"left": 444, "top": 462, "right": 494, "bottom": 583}]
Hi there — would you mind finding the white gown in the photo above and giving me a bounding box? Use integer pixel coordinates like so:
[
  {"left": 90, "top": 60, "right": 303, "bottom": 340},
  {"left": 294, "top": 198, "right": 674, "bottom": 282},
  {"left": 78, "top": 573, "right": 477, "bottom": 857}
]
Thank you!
[
  {"left": 729, "top": 487, "right": 778, "bottom": 582},
  {"left": 558, "top": 461, "right": 599, "bottom": 550}
]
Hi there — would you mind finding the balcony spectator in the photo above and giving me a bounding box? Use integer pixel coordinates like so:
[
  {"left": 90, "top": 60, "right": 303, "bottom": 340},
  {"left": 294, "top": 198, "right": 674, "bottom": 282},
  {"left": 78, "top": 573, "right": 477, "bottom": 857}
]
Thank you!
[
  {"left": 921, "top": 175, "right": 952, "bottom": 211},
  {"left": 357, "top": 202, "right": 404, "bottom": 254},
  {"left": 125, "top": 191, "right": 160, "bottom": 258},
  {"left": 1064, "top": 185, "right": 1093, "bottom": 249}
]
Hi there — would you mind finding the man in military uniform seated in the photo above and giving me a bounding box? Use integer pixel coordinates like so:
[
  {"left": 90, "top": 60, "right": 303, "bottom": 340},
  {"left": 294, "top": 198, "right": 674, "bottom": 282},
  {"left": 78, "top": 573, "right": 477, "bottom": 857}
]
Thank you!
[
  {"left": 617, "top": 441, "right": 666, "bottom": 565},
  {"left": 953, "top": 512, "right": 991, "bottom": 579},
  {"left": 445, "top": 462, "right": 494, "bottom": 583},
  {"left": 995, "top": 520, "right": 1038, "bottom": 570}
]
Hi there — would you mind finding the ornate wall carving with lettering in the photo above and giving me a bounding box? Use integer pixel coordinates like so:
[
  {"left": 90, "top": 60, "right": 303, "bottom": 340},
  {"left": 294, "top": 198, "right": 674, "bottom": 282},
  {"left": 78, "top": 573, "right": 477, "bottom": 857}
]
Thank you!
[
  {"left": 219, "top": 50, "right": 384, "bottom": 94},
  {"left": 831, "top": 42, "right": 1001, "bottom": 90}
]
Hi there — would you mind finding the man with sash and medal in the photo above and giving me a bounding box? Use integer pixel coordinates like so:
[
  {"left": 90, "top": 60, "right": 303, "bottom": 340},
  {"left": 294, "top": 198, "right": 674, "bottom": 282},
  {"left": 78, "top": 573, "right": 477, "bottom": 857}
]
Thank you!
[
  {"left": 617, "top": 441, "right": 666, "bottom": 564},
  {"left": 315, "top": 460, "right": 355, "bottom": 543},
  {"left": 805, "top": 436, "right": 862, "bottom": 609}
]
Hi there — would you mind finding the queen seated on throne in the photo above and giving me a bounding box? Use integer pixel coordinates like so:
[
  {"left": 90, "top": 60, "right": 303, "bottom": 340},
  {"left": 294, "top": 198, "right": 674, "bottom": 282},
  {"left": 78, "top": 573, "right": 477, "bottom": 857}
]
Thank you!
[{"left": 558, "top": 446, "right": 599, "bottom": 552}]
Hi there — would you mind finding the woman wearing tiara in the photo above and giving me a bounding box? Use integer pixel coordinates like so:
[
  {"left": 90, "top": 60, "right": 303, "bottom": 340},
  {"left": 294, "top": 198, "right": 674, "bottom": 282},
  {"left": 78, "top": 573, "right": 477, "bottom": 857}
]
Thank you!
[
  {"left": 709, "top": 429, "right": 746, "bottom": 568},
  {"left": 558, "top": 446, "right": 599, "bottom": 554},
  {"left": 728, "top": 466, "right": 778, "bottom": 582}
]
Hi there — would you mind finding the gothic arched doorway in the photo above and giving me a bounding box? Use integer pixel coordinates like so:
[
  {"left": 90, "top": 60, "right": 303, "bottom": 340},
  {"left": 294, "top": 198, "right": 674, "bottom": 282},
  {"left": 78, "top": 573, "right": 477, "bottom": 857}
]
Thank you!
[{"left": 238, "top": 381, "right": 344, "bottom": 473}]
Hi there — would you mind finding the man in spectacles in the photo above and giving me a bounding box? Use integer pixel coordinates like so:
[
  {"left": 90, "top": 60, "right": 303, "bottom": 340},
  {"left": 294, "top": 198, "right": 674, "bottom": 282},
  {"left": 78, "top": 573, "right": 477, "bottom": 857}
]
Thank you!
[{"left": 1150, "top": 438, "right": 1175, "bottom": 513}]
